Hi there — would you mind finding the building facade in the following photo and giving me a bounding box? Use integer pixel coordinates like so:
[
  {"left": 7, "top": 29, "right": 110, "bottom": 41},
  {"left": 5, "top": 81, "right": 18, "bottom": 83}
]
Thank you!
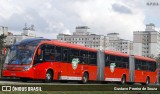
[
  {"left": 107, "top": 33, "right": 133, "bottom": 54},
  {"left": 0, "top": 26, "right": 8, "bottom": 35},
  {"left": 57, "top": 26, "right": 133, "bottom": 54},
  {"left": 133, "top": 23, "right": 160, "bottom": 57},
  {"left": 4, "top": 24, "right": 36, "bottom": 46},
  {"left": 57, "top": 26, "right": 109, "bottom": 50}
]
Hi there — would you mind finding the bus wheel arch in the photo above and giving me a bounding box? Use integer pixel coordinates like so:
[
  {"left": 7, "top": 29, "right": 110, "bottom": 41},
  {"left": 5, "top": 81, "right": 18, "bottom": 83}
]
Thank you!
[
  {"left": 146, "top": 76, "right": 150, "bottom": 85},
  {"left": 121, "top": 74, "right": 126, "bottom": 85},
  {"left": 141, "top": 76, "right": 150, "bottom": 85},
  {"left": 20, "top": 78, "right": 30, "bottom": 82},
  {"left": 81, "top": 71, "right": 89, "bottom": 84},
  {"left": 43, "top": 69, "right": 54, "bottom": 83}
]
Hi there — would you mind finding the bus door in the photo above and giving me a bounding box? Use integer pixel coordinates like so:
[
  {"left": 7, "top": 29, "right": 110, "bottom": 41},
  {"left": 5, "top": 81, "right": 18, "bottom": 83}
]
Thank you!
[
  {"left": 57, "top": 47, "right": 68, "bottom": 80},
  {"left": 33, "top": 45, "right": 49, "bottom": 79}
]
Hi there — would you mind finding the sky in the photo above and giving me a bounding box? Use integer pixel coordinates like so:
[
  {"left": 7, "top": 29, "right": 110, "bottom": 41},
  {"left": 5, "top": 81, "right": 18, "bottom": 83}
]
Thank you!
[{"left": 0, "top": 0, "right": 160, "bottom": 40}]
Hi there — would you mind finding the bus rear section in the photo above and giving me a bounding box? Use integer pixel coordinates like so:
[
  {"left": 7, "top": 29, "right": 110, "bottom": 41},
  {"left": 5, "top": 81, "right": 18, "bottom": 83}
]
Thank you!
[
  {"left": 133, "top": 55, "right": 157, "bottom": 85},
  {"left": 102, "top": 51, "right": 157, "bottom": 85}
]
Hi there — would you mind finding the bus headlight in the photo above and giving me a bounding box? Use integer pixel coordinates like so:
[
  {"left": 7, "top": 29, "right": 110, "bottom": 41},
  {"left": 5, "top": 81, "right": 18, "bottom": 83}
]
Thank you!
[
  {"left": 2, "top": 66, "right": 7, "bottom": 70},
  {"left": 2, "top": 65, "right": 7, "bottom": 70},
  {"left": 23, "top": 66, "right": 32, "bottom": 71}
]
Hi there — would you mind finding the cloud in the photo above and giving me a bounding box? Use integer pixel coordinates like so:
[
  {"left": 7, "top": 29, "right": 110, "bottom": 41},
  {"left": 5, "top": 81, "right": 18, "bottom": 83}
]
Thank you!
[
  {"left": 112, "top": 3, "right": 132, "bottom": 14},
  {"left": 65, "top": 0, "right": 145, "bottom": 40},
  {"left": 0, "top": 0, "right": 71, "bottom": 39},
  {"left": 0, "top": 0, "right": 159, "bottom": 40}
]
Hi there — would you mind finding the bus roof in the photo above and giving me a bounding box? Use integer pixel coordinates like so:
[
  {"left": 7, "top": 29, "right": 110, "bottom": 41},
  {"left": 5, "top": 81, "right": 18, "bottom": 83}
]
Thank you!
[
  {"left": 104, "top": 50, "right": 129, "bottom": 57},
  {"left": 134, "top": 55, "right": 156, "bottom": 62},
  {"left": 14, "top": 38, "right": 50, "bottom": 46},
  {"left": 40, "top": 40, "right": 97, "bottom": 52}
]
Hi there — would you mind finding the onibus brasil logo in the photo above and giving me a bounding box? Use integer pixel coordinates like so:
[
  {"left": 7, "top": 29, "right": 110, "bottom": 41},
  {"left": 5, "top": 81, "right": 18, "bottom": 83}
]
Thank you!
[
  {"left": 110, "top": 63, "right": 116, "bottom": 73},
  {"left": 72, "top": 58, "right": 79, "bottom": 70}
]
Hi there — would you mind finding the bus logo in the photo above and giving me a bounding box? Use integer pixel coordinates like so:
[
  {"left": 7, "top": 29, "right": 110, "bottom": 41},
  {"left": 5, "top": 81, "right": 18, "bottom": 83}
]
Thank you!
[
  {"left": 72, "top": 58, "right": 79, "bottom": 70},
  {"left": 110, "top": 63, "right": 116, "bottom": 73}
]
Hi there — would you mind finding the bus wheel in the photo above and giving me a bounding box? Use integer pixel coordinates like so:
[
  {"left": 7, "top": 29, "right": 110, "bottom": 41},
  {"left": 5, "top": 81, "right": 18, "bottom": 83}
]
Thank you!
[
  {"left": 141, "top": 77, "right": 150, "bottom": 85},
  {"left": 20, "top": 78, "right": 29, "bottom": 82},
  {"left": 121, "top": 75, "right": 126, "bottom": 85},
  {"left": 143, "top": 77, "right": 150, "bottom": 85},
  {"left": 146, "top": 77, "right": 150, "bottom": 85},
  {"left": 127, "top": 82, "right": 134, "bottom": 85},
  {"left": 60, "top": 80, "right": 68, "bottom": 83},
  {"left": 43, "top": 70, "right": 53, "bottom": 83},
  {"left": 81, "top": 72, "right": 89, "bottom": 84}
]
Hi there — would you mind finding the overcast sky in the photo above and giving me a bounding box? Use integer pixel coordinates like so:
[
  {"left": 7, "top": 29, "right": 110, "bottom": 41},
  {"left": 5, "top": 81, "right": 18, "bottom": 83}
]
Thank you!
[{"left": 0, "top": 0, "right": 160, "bottom": 40}]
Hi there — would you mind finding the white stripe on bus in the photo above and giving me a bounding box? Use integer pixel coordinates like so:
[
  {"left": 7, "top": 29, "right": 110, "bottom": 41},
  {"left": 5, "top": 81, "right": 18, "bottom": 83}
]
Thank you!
[
  {"left": 105, "top": 78, "right": 121, "bottom": 81},
  {"left": 60, "top": 76, "right": 82, "bottom": 80}
]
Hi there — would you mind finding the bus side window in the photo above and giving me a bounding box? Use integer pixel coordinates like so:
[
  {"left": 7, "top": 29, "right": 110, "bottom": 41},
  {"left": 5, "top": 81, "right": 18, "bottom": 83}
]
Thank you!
[
  {"left": 141, "top": 61, "right": 148, "bottom": 71},
  {"left": 110, "top": 55, "right": 116, "bottom": 62},
  {"left": 62, "top": 48, "right": 69, "bottom": 62},
  {"left": 80, "top": 50, "right": 88, "bottom": 64},
  {"left": 69, "top": 49, "right": 80, "bottom": 63},
  {"left": 55, "top": 46, "right": 62, "bottom": 61},
  {"left": 115, "top": 56, "right": 122, "bottom": 68},
  {"left": 135, "top": 59, "right": 141, "bottom": 70},
  {"left": 88, "top": 52, "right": 97, "bottom": 65},
  {"left": 110, "top": 55, "right": 116, "bottom": 67},
  {"left": 44, "top": 45, "right": 55, "bottom": 61},
  {"left": 105, "top": 55, "right": 110, "bottom": 66},
  {"left": 122, "top": 57, "right": 129, "bottom": 68},
  {"left": 149, "top": 62, "right": 156, "bottom": 72},
  {"left": 34, "top": 45, "right": 45, "bottom": 65}
]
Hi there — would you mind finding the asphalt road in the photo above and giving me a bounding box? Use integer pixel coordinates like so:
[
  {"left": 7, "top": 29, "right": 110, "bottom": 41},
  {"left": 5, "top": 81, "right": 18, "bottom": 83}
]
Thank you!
[
  {"left": 0, "top": 79, "right": 159, "bottom": 86},
  {"left": 0, "top": 79, "right": 106, "bottom": 85}
]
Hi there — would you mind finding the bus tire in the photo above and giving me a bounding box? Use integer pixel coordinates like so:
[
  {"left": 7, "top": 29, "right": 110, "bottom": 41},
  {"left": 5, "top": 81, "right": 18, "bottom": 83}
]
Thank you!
[
  {"left": 121, "top": 75, "right": 126, "bottom": 85},
  {"left": 20, "top": 78, "right": 29, "bottom": 82},
  {"left": 146, "top": 77, "right": 150, "bottom": 85},
  {"left": 43, "top": 70, "right": 53, "bottom": 83},
  {"left": 60, "top": 80, "right": 68, "bottom": 83},
  {"left": 142, "top": 77, "right": 150, "bottom": 85},
  {"left": 127, "top": 82, "right": 134, "bottom": 85},
  {"left": 81, "top": 72, "right": 89, "bottom": 84}
]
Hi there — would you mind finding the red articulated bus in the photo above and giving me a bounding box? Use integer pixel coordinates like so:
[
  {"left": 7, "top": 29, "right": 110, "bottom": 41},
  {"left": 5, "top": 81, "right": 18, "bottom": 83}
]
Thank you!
[{"left": 2, "top": 38, "right": 158, "bottom": 85}]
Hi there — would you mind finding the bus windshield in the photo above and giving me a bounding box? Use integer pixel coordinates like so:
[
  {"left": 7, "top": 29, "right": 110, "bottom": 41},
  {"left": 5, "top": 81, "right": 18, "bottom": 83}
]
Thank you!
[
  {"left": 4, "top": 38, "right": 49, "bottom": 65},
  {"left": 5, "top": 44, "right": 36, "bottom": 65}
]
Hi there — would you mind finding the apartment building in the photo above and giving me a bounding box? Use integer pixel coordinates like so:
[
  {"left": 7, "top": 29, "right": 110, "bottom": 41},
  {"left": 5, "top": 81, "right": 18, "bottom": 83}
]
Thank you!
[
  {"left": 107, "top": 33, "right": 133, "bottom": 54},
  {"left": 133, "top": 23, "right": 160, "bottom": 57},
  {"left": 57, "top": 26, "right": 133, "bottom": 54},
  {"left": 57, "top": 26, "right": 109, "bottom": 50},
  {"left": 4, "top": 24, "right": 36, "bottom": 46}
]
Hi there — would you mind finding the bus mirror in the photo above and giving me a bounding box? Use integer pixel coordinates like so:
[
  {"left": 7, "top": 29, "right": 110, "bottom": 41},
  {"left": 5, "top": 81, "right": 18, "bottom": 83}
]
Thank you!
[{"left": 38, "top": 49, "right": 41, "bottom": 55}]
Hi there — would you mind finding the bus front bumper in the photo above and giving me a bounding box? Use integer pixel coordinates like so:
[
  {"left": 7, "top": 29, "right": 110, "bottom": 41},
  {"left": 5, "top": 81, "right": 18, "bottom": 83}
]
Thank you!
[{"left": 2, "top": 69, "right": 34, "bottom": 79}]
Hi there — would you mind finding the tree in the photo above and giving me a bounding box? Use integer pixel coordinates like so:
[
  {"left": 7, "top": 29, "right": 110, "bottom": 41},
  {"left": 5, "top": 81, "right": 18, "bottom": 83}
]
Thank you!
[
  {"left": 0, "top": 34, "right": 6, "bottom": 55},
  {"left": 0, "top": 34, "right": 6, "bottom": 77}
]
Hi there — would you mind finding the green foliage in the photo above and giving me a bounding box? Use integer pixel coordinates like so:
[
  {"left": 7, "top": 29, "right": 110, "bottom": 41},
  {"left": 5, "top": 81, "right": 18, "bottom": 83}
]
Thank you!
[
  {"left": 156, "top": 57, "right": 160, "bottom": 63},
  {"left": 0, "top": 34, "right": 6, "bottom": 55}
]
